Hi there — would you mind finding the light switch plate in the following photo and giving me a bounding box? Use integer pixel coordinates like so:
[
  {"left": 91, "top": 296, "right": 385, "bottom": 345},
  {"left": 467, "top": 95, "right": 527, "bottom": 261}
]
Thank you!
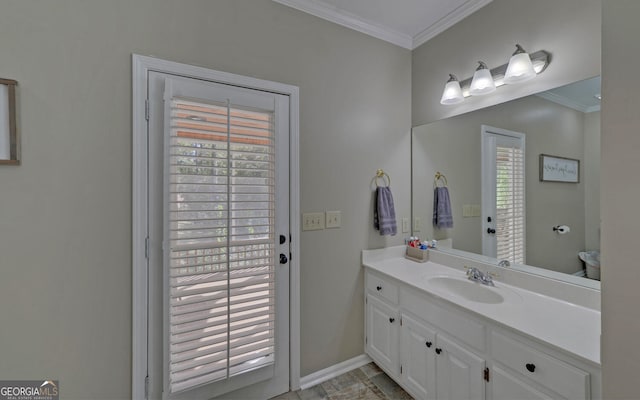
[
  {"left": 326, "top": 211, "right": 341, "bottom": 229},
  {"left": 302, "top": 212, "right": 325, "bottom": 231},
  {"left": 402, "top": 217, "right": 409, "bottom": 233}
]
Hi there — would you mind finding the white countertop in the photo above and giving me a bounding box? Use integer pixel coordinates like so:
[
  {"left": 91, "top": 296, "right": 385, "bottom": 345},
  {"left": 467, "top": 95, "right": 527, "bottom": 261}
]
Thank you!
[{"left": 363, "top": 250, "right": 601, "bottom": 366}]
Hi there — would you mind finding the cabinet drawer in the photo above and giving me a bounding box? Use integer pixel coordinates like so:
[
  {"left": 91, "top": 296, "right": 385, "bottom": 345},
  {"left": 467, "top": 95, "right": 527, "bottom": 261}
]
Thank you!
[
  {"left": 367, "top": 271, "right": 399, "bottom": 304},
  {"left": 491, "top": 331, "right": 589, "bottom": 399}
]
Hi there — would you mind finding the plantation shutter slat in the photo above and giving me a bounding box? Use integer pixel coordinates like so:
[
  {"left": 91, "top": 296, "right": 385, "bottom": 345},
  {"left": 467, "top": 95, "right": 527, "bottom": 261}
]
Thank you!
[
  {"left": 495, "top": 141, "right": 525, "bottom": 264},
  {"left": 166, "top": 96, "right": 276, "bottom": 394}
]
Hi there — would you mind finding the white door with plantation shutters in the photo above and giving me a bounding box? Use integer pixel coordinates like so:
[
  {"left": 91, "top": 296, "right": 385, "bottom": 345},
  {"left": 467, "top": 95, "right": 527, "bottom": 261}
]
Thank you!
[
  {"left": 481, "top": 125, "right": 526, "bottom": 265},
  {"left": 147, "top": 72, "right": 290, "bottom": 400}
]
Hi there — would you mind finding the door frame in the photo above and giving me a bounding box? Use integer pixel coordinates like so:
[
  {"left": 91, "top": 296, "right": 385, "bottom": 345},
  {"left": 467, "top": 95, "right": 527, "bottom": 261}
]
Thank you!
[
  {"left": 132, "top": 54, "right": 301, "bottom": 399},
  {"left": 480, "top": 124, "right": 525, "bottom": 259}
]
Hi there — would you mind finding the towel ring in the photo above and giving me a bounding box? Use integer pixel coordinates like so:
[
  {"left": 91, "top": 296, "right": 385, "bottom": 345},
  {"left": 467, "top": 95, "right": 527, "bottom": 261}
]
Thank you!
[
  {"left": 434, "top": 171, "right": 448, "bottom": 187},
  {"left": 372, "top": 169, "right": 391, "bottom": 187}
]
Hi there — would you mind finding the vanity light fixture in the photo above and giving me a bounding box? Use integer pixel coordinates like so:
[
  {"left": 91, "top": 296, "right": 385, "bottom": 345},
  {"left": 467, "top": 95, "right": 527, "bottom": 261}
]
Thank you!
[
  {"left": 440, "top": 44, "right": 551, "bottom": 105},
  {"left": 469, "top": 61, "right": 496, "bottom": 95},
  {"left": 440, "top": 74, "right": 464, "bottom": 105},
  {"left": 504, "top": 44, "right": 537, "bottom": 84}
]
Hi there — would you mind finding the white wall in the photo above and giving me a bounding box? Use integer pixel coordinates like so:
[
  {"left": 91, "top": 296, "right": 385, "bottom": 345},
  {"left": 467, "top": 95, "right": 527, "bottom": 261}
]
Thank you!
[
  {"left": 601, "top": 1, "right": 640, "bottom": 398},
  {"left": 0, "top": 1, "right": 411, "bottom": 397}
]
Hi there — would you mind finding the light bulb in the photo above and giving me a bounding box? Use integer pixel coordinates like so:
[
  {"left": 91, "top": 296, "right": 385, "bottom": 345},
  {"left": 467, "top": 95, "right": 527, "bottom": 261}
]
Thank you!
[
  {"left": 469, "top": 61, "right": 496, "bottom": 96},
  {"left": 504, "top": 44, "right": 536, "bottom": 84},
  {"left": 440, "top": 74, "right": 464, "bottom": 105}
]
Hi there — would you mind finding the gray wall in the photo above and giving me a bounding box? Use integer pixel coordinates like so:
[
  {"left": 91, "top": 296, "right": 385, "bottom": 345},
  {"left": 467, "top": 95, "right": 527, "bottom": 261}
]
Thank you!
[
  {"left": 584, "top": 111, "right": 601, "bottom": 250},
  {"left": 0, "top": 1, "right": 411, "bottom": 398},
  {"left": 601, "top": 1, "right": 640, "bottom": 398},
  {"left": 413, "top": 96, "right": 597, "bottom": 274},
  {"left": 412, "top": 0, "right": 601, "bottom": 126}
]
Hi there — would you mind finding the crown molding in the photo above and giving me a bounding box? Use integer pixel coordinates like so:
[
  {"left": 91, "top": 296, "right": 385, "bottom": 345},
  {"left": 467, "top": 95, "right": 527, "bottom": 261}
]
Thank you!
[
  {"left": 412, "top": 0, "right": 494, "bottom": 49},
  {"left": 273, "top": 0, "right": 493, "bottom": 50},
  {"left": 273, "top": 0, "right": 414, "bottom": 49},
  {"left": 536, "top": 91, "right": 601, "bottom": 113}
]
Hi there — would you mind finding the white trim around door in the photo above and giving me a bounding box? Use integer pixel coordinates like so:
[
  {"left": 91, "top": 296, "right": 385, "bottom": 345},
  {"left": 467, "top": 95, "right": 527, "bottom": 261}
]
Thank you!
[{"left": 132, "top": 54, "right": 300, "bottom": 399}]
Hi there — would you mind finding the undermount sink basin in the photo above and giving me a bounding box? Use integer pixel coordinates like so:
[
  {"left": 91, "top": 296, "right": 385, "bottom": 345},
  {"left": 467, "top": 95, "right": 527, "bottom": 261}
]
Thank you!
[{"left": 427, "top": 276, "right": 504, "bottom": 304}]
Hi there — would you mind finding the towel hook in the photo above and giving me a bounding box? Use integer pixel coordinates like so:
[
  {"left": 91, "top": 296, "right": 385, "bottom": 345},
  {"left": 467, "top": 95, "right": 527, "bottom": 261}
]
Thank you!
[
  {"left": 372, "top": 169, "right": 391, "bottom": 187},
  {"left": 434, "top": 171, "right": 448, "bottom": 187}
]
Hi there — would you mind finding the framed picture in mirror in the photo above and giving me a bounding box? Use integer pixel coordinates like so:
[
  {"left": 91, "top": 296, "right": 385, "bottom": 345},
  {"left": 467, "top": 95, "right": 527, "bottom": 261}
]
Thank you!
[
  {"left": 0, "top": 78, "right": 18, "bottom": 165},
  {"left": 539, "top": 154, "right": 579, "bottom": 183}
]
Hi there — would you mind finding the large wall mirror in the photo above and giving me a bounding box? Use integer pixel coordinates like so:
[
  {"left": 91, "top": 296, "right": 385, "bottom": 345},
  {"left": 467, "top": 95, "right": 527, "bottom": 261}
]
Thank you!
[{"left": 412, "top": 76, "right": 601, "bottom": 290}]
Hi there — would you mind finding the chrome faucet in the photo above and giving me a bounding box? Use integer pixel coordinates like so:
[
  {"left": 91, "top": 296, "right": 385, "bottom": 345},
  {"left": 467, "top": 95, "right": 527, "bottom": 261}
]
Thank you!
[
  {"left": 466, "top": 267, "right": 494, "bottom": 286},
  {"left": 498, "top": 259, "right": 511, "bottom": 267}
]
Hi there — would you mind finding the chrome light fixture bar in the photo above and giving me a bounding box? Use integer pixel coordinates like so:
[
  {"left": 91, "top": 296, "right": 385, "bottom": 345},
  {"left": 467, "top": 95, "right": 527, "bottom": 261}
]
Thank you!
[{"left": 440, "top": 45, "right": 551, "bottom": 104}]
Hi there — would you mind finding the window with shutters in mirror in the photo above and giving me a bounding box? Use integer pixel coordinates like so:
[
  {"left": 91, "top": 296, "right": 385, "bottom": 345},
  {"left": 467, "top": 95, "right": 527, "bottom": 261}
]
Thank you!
[{"left": 495, "top": 139, "right": 525, "bottom": 265}]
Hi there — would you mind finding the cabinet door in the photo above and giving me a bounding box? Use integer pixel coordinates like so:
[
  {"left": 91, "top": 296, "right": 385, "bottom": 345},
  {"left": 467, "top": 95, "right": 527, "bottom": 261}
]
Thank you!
[
  {"left": 492, "top": 366, "right": 554, "bottom": 400},
  {"left": 400, "top": 314, "right": 437, "bottom": 400},
  {"left": 366, "top": 295, "right": 400, "bottom": 376},
  {"left": 436, "top": 334, "right": 486, "bottom": 400}
]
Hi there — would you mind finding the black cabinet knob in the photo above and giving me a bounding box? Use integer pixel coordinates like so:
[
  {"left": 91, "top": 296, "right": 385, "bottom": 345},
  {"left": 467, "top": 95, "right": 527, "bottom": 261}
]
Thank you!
[
  {"left": 376, "top": 285, "right": 382, "bottom": 291},
  {"left": 280, "top": 234, "right": 287, "bottom": 244},
  {"left": 425, "top": 341, "right": 432, "bottom": 348},
  {"left": 435, "top": 348, "right": 442, "bottom": 355},
  {"left": 487, "top": 228, "right": 496, "bottom": 234},
  {"left": 526, "top": 363, "right": 536, "bottom": 373},
  {"left": 389, "top": 318, "right": 395, "bottom": 323},
  {"left": 279, "top": 254, "right": 288, "bottom": 264}
]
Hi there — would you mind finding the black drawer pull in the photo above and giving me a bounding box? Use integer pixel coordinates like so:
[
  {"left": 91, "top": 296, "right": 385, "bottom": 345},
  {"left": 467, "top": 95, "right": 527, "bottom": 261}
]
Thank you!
[
  {"left": 389, "top": 317, "right": 395, "bottom": 323},
  {"left": 425, "top": 341, "right": 432, "bottom": 348},
  {"left": 376, "top": 285, "right": 382, "bottom": 291},
  {"left": 526, "top": 363, "right": 536, "bottom": 373},
  {"left": 435, "top": 348, "right": 442, "bottom": 355}
]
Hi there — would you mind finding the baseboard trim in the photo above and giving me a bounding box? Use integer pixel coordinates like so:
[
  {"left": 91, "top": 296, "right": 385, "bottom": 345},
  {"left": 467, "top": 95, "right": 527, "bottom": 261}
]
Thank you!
[{"left": 299, "top": 354, "right": 373, "bottom": 390}]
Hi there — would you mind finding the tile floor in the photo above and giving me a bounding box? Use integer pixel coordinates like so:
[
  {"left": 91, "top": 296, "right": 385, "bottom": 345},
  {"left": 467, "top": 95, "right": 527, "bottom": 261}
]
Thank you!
[{"left": 270, "top": 362, "right": 413, "bottom": 400}]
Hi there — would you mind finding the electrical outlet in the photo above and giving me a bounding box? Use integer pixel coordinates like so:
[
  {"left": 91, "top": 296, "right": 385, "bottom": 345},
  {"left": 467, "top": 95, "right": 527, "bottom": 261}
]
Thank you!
[
  {"left": 326, "top": 211, "right": 341, "bottom": 229},
  {"left": 302, "top": 212, "right": 325, "bottom": 231},
  {"left": 402, "top": 217, "right": 409, "bottom": 233},
  {"left": 414, "top": 217, "right": 421, "bottom": 232}
]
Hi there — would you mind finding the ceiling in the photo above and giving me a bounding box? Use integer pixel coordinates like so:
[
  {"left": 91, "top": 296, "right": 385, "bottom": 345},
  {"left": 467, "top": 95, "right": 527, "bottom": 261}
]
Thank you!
[
  {"left": 272, "top": 0, "right": 493, "bottom": 49},
  {"left": 537, "top": 76, "right": 602, "bottom": 113}
]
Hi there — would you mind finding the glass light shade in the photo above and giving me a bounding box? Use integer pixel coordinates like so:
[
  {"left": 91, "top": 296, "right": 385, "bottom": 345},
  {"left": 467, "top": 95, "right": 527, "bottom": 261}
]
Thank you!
[
  {"left": 504, "top": 52, "right": 536, "bottom": 84},
  {"left": 469, "top": 68, "right": 496, "bottom": 96},
  {"left": 440, "top": 79, "right": 464, "bottom": 105}
]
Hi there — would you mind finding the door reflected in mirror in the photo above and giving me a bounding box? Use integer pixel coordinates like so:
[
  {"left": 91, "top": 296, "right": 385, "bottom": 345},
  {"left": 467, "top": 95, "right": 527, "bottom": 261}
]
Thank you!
[{"left": 412, "top": 77, "right": 600, "bottom": 288}]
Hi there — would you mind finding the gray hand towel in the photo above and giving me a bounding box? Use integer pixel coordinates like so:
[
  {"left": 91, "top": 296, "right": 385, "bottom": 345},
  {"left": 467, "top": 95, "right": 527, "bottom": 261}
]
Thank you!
[
  {"left": 433, "top": 186, "right": 453, "bottom": 229},
  {"left": 375, "top": 186, "right": 397, "bottom": 236}
]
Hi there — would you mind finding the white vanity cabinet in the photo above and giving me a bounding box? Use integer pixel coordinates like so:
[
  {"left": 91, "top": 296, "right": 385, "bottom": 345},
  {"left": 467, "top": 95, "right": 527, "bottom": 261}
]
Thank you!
[
  {"left": 366, "top": 271, "right": 487, "bottom": 400},
  {"left": 365, "top": 271, "right": 400, "bottom": 376},
  {"left": 364, "top": 267, "right": 600, "bottom": 400}
]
